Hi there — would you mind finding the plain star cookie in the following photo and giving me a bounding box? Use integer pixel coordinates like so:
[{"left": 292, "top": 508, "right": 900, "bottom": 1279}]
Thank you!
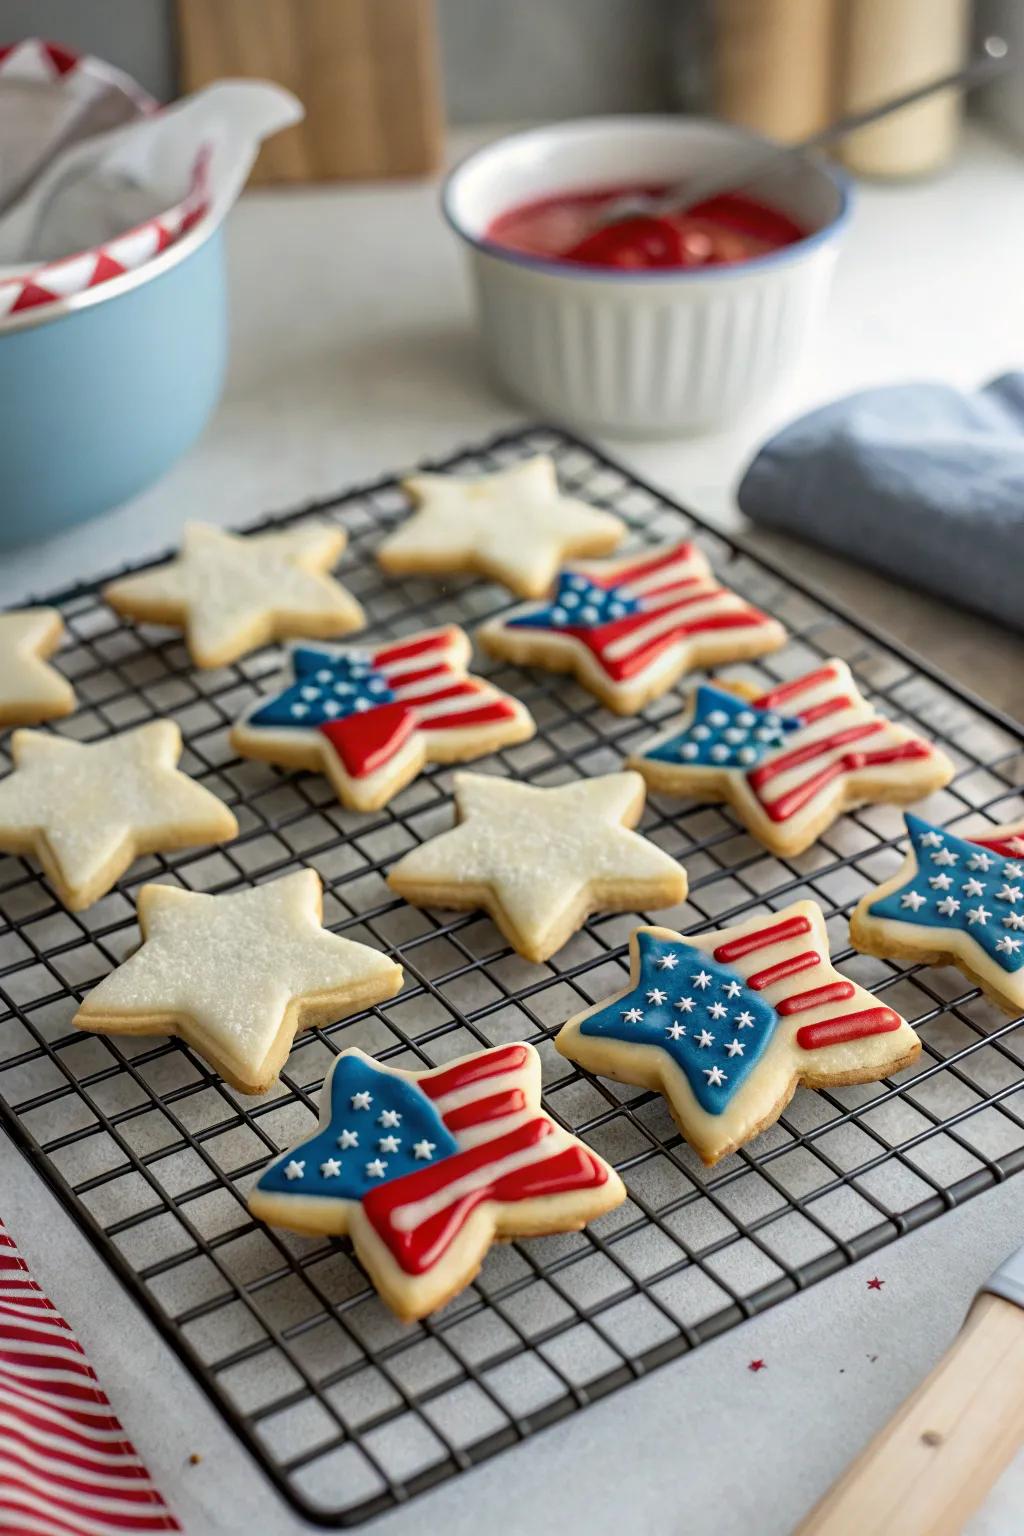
[
  {"left": 231, "top": 626, "right": 535, "bottom": 813},
  {"left": 249, "top": 1041, "right": 625, "bottom": 1319},
  {"left": 851, "top": 814, "right": 1024, "bottom": 1015},
  {"left": 556, "top": 902, "right": 919, "bottom": 1166},
  {"left": 477, "top": 541, "right": 786, "bottom": 715},
  {"left": 75, "top": 870, "right": 403, "bottom": 1095},
  {"left": 103, "top": 522, "right": 365, "bottom": 669},
  {"left": 0, "top": 609, "right": 75, "bottom": 726},
  {"left": 387, "top": 770, "right": 688, "bottom": 963},
  {"left": 377, "top": 456, "right": 625, "bottom": 598},
  {"left": 632, "top": 660, "right": 954, "bottom": 856},
  {"left": 0, "top": 722, "right": 238, "bottom": 910}
]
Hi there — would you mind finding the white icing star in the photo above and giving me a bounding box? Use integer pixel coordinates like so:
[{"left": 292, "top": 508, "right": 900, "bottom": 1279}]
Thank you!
[
  {"left": 932, "top": 849, "right": 959, "bottom": 866},
  {"left": 1004, "top": 912, "right": 1024, "bottom": 930},
  {"left": 710, "top": 745, "right": 731, "bottom": 762},
  {"left": 337, "top": 1128, "right": 359, "bottom": 1149},
  {"left": 413, "top": 1140, "right": 436, "bottom": 1160},
  {"left": 708, "top": 1002, "right": 729, "bottom": 1020},
  {"left": 284, "top": 1160, "right": 305, "bottom": 1181},
  {"left": 623, "top": 1007, "right": 645, "bottom": 1023},
  {"left": 656, "top": 954, "right": 679, "bottom": 970},
  {"left": 646, "top": 988, "right": 668, "bottom": 1005},
  {"left": 723, "top": 981, "right": 743, "bottom": 999},
  {"left": 724, "top": 1039, "right": 745, "bottom": 1057},
  {"left": 996, "top": 885, "right": 1023, "bottom": 904},
  {"left": 1004, "top": 862, "right": 1023, "bottom": 879},
  {"left": 692, "top": 971, "right": 713, "bottom": 990},
  {"left": 351, "top": 1091, "right": 373, "bottom": 1110},
  {"left": 900, "top": 891, "right": 927, "bottom": 911},
  {"left": 666, "top": 1022, "right": 687, "bottom": 1040},
  {"left": 378, "top": 1109, "right": 402, "bottom": 1128},
  {"left": 966, "top": 906, "right": 991, "bottom": 926},
  {"left": 707, "top": 710, "right": 729, "bottom": 728},
  {"left": 319, "top": 1158, "right": 341, "bottom": 1178},
  {"left": 378, "top": 1135, "right": 401, "bottom": 1154},
  {"left": 704, "top": 1066, "right": 727, "bottom": 1086},
  {"left": 920, "top": 830, "right": 944, "bottom": 848},
  {"left": 967, "top": 851, "right": 994, "bottom": 871},
  {"left": 961, "top": 878, "right": 986, "bottom": 899},
  {"left": 996, "top": 935, "right": 1023, "bottom": 955},
  {"left": 937, "top": 896, "right": 960, "bottom": 917},
  {"left": 929, "top": 874, "right": 953, "bottom": 891},
  {"left": 365, "top": 1159, "right": 388, "bottom": 1178},
  {"left": 696, "top": 1029, "right": 715, "bottom": 1048},
  {"left": 675, "top": 997, "right": 696, "bottom": 1013},
  {"left": 735, "top": 1011, "right": 755, "bottom": 1028}
]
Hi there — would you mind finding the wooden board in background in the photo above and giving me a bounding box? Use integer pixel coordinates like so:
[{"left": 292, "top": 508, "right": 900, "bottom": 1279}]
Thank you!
[{"left": 176, "top": 0, "right": 443, "bottom": 182}]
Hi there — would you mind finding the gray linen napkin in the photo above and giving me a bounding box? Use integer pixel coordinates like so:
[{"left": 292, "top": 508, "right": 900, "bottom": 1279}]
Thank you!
[{"left": 737, "top": 373, "right": 1024, "bottom": 633}]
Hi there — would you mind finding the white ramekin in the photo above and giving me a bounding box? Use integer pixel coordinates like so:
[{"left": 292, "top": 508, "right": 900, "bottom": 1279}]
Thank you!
[{"left": 442, "top": 117, "right": 851, "bottom": 438}]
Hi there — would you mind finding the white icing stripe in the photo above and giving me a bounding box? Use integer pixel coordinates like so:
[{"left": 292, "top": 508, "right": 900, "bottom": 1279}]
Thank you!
[
  {"left": 759, "top": 717, "right": 906, "bottom": 810},
  {"left": 413, "top": 689, "right": 498, "bottom": 721},
  {"left": 380, "top": 643, "right": 456, "bottom": 679},
  {"left": 604, "top": 590, "right": 743, "bottom": 662},
  {"left": 431, "top": 1069, "right": 528, "bottom": 1116},
  {"left": 618, "top": 551, "right": 707, "bottom": 598},
  {"left": 451, "top": 1108, "right": 536, "bottom": 1150},
  {"left": 389, "top": 668, "right": 458, "bottom": 700},
  {"left": 389, "top": 1131, "right": 565, "bottom": 1232}
]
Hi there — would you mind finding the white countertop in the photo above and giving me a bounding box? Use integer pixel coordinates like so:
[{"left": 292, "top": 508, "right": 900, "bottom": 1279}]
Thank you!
[{"left": 2, "top": 122, "right": 1024, "bottom": 1535}]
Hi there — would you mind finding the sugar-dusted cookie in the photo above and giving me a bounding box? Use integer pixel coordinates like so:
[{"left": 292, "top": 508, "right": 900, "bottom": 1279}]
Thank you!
[
  {"left": 378, "top": 456, "right": 625, "bottom": 598},
  {"left": 556, "top": 902, "right": 919, "bottom": 1166},
  {"left": 388, "top": 770, "right": 687, "bottom": 963},
  {"left": 0, "top": 608, "right": 75, "bottom": 726},
  {"left": 103, "top": 522, "right": 365, "bottom": 669},
  {"left": 75, "top": 870, "right": 403, "bottom": 1094},
  {"left": 477, "top": 541, "right": 786, "bottom": 715},
  {"left": 231, "top": 626, "right": 535, "bottom": 813},
  {"left": 632, "top": 660, "right": 954, "bottom": 856},
  {"left": 0, "top": 722, "right": 237, "bottom": 910},
  {"left": 851, "top": 814, "right": 1024, "bottom": 1015},
  {"left": 249, "top": 1041, "right": 625, "bottom": 1319}
]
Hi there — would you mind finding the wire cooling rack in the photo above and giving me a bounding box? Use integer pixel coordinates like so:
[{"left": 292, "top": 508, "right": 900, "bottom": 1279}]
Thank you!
[{"left": 1, "top": 425, "right": 1023, "bottom": 1527}]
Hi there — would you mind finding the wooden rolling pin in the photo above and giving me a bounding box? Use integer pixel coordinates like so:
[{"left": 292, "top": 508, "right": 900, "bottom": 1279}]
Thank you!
[{"left": 797, "top": 1244, "right": 1024, "bottom": 1536}]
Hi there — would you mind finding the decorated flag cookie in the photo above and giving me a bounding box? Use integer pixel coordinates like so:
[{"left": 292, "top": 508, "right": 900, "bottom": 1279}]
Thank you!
[
  {"left": 388, "top": 770, "right": 687, "bottom": 963},
  {"left": 632, "top": 660, "right": 954, "bottom": 856},
  {"left": 556, "top": 902, "right": 919, "bottom": 1166},
  {"left": 851, "top": 814, "right": 1024, "bottom": 1016},
  {"left": 477, "top": 541, "right": 786, "bottom": 715},
  {"left": 75, "top": 870, "right": 403, "bottom": 1095},
  {"left": 231, "top": 626, "right": 535, "bottom": 813},
  {"left": 0, "top": 608, "right": 75, "bottom": 726},
  {"left": 0, "top": 722, "right": 237, "bottom": 910},
  {"left": 377, "top": 455, "right": 625, "bottom": 598},
  {"left": 249, "top": 1042, "right": 625, "bottom": 1319},
  {"left": 103, "top": 521, "right": 365, "bottom": 669}
]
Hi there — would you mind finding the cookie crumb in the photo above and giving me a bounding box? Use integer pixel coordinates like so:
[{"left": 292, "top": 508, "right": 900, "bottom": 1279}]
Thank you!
[
  {"left": 921, "top": 1431, "right": 943, "bottom": 1448},
  {"left": 188, "top": 1452, "right": 203, "bottom": 1466}
]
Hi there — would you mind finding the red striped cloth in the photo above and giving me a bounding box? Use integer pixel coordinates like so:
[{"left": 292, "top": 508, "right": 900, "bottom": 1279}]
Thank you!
[{"left": 0, "top": 1220, "right": 179, "bottom": 1536}]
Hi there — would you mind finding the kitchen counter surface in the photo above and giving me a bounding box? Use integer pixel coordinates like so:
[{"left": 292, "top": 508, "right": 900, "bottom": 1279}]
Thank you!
[{"left": 2, "top": 122, "right": 1023, "bottom": 1535}]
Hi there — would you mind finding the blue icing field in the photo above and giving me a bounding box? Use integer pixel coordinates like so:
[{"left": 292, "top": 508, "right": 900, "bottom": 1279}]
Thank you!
[
  {"left": 257, "top": 1054, "right": 459, "bottom": 1201},
  {"left": 869, "top": 814, "right": 1024, "bottom": 974},
  {"left": 250, "top": 646, "right": 395, "bottom": 730},
  {"left": 508, "top": 571, "right": 641, "bottom": 632},
  {"left": 642, "top": 682, "right": 801, "bottom": 769},
  {"left": 579, "top": 930, "right": 779, "bottom": 1114}
]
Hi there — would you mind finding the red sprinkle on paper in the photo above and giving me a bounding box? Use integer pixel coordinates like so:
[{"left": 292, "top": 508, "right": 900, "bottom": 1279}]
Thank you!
[
  {"left": 867, "top": 1276, "right": 885, "bottom": 1290},
  {"left": 748, "top": 1359, "right": 767, "bottom": 1372}
]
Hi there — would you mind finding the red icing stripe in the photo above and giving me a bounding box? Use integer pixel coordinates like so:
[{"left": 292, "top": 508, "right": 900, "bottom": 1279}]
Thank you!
[
  {"left": 797, "top": 696, "right": 853, "bottom": 725},
  {"left": 575, "top": 608, "right": 772, "bottom": 683},
  {"left": 762, "top": 741, "right": 933, "bottom": 823},
  {"left": 753, "top": 666, "right": 838, "bottom": 709},
  {"left": 796, "top": 1008, "right": 901, "bottom": 1051},
  {"left": 441, "top": 1088, "right": 526, "bottom": 1132},
  {"left": 714, "top": 914, "right": 812, "bottom": 963},
  {"left": 416, "top": 700, "right": 518, "bottom": 732},
  {"left": 408, "top": 680, "right": 485, "bottom": 707},
  {"left": 746, "top": 950, "right": 821, "bottom": 990},
  {"left": 972, "top": 834, "right": 1024, "bottom": 858},
  {"left": 632, "top": 576, "right": 704, "bottom": 601},
  {"left": 374, "top": 629, "right": 457, "bottom": 666},
  {"left": 421, "top": 1044, "right": 531, "bottom": 1101},
  {"left": 319, "top": 701, "right": 416, "bottom": 777},
  {"left": 383, "top": 661, "right": 450, "bottom": 689},
  {"left": 777, "top": 980, "right": 856, "bottom": 1015},
  {"left": 592, "top": 543, "right": 696, "bottom": 591},
  {"left": 748, "top": 722, "right": 883, "bottom": 791}
]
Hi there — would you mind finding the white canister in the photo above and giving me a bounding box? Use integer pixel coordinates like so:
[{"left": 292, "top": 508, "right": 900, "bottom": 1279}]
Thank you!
[{"left": 442, "top": 117, "right": 850, "bottom": 438}]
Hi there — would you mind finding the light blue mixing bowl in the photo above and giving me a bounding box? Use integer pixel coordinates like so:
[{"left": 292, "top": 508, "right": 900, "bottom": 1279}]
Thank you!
[{"left": 0, "top": 220, "right": 227, "bottom": 547}]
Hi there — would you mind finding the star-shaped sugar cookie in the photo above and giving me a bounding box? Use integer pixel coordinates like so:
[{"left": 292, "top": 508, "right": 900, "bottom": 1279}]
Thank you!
[
  {"left": 851, "top": 814, "right": 1024, "bottom": 1015},
  {"left": 249, "top": 1042, "right": 625, "bottom": 1319},
  {"left": 0, "top": 609, "right": 75, "bottom": 726},
  {"left": 377, "top": 456, "right": 625, "bottom": 598},
  {"left": 388, "top": 771, "right": 688, "bottom": 963},
  {"left": 556, "top": 902, "right": 919, "bottom": 1165},
  {"left": 103, "top": 522, "right": 365, "bottom": 668},
  {"left": 0, "top": 722, "right": 238, "bottom": 910},
  {"left": 75, "top": 870, "right": 403, "bottom": 1094},
  {"left": 478, "top": 541, "right": 787, "bottom": 715},
  {"left": 632, "top": 660, "right": 954, "bottom": 855}
]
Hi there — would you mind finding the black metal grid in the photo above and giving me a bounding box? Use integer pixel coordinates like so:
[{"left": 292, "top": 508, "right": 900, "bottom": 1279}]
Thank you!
[{"left": 2, "top": 425, "right": 1023, "bottom": 1527}]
